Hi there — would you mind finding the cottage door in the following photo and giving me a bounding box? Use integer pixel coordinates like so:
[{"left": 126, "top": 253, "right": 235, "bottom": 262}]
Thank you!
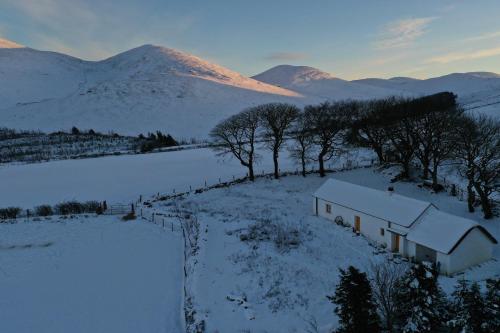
[
  {"left": 354, "top": 216, "right": 361, "bottom": 232},
  {"left": 394, "top": 235, "right": 400, "bottom": 252}
]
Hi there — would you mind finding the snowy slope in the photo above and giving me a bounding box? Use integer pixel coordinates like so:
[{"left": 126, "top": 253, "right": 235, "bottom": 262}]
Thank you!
[
  {"left": 0, "top": 38, "right": 23, "bottom": 48},
  {"left": 354, "top": 72, "right": 500, "bottom": 116},
  {"left": 0, "top": 42, "right": 306, "bottom": 138},
  {"left": 252, "top": 65, "right": 406, "bottom": 100}
]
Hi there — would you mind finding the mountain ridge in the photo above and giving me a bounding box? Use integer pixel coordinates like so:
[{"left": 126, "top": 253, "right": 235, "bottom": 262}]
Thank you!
[{"left": 0, "top": 39, "right": 498, "bottom": 138}]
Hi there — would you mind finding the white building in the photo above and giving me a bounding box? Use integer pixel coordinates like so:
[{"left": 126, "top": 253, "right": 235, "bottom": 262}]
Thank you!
[{"left": 313, "top": 179, "right": 497, "bottom": 275}]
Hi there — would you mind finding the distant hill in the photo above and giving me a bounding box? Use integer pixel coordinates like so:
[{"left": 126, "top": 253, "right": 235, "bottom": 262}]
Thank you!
[{"left": 1, "top": 38, "right": 498, "bottom": 138}]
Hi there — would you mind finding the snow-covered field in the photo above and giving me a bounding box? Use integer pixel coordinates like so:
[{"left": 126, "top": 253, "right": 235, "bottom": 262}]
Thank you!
[
  {"left": 0, "top": 215, "right": 183, "bottom": 333},
  {"left": 149, "top": 167, "right": 499, "bottom": 332},
  {"left": 0, "top": 146, "right": 371, "bottom": 209},
  {"left": 0, "top": 148, "right": 288, "bottom": 208}
]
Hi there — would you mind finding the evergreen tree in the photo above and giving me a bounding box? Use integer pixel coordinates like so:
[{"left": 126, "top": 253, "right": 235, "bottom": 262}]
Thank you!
[
  {"left": 395, "top": 262, "right": 448, "bottom": 333},
  {"left": 449, "top": 279, "right": 487, "bottom": 333},
  {"left": 484, "top": 278, "right": 500, "bottom": 333},
  {"left": 328, "top": 266, "right": 381, "bottom": 333}
]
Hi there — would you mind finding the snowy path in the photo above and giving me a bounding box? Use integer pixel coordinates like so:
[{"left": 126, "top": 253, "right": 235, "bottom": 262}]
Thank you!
[
  {"left": 0, "top": 148, "right": 297, "bottom": 208},
  {"left": 0, "top": 216, "right": 183, "bottom": 333}
]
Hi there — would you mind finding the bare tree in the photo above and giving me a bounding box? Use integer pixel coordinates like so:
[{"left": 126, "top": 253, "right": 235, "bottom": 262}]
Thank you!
[
  {"left": 258, "top": 103, "right": 299, "bottom": 179},
  {"left": 351, "top": 98, "right": 395, "bottom": 164},
  {"left": 210, "top": 107, "right": 260, "bottom": 181},
  {"left": 456, "top": 115, "right": 500, "bottom": 219},
  {"left": 383, "top": 98, "right": 418, "bottom": 179},
  {"left": 289, "top": 111, "right": 314, "bottom": 177},
  {"left": 410, "top": 92, "right": 458, "bottom": 187},
  {"left": 370, "top": 262, "right": 407, "bottom": 333},
  {"left": 304, "top": 101, "right": 350, "bottom": 177}
]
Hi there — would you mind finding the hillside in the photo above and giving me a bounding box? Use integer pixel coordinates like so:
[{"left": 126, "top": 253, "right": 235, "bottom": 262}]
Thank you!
[
  {"left": 1, "top": 38, "right": 498, "bottom": 139},
  {"left": 354, "top": 72, "right": 500, "bottom": 116},
  {"left": 0, "top": 42, "right": 305, "bottom": 138},
  {"left": 252, "top": 65, "right": 406, "bottom": 100}
]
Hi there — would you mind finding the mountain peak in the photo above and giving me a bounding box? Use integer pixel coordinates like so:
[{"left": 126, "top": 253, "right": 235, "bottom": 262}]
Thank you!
[
  {"left": 252, "top": 64, "right": 335, "bottom": 87},
  {"left": 0, "top": 38, "right": 24, "bottom": 49}
]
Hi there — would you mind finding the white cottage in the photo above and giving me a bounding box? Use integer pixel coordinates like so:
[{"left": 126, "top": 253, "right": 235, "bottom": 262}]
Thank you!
[{"left": 313, "top": 179, "right": 497, "bottom": 275}]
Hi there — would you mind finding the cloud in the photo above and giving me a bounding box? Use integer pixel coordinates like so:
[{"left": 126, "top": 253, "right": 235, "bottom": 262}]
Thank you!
[
  {"left": 263, "top": 52, "right": 308, "bottom": 61},
  {"left": 2, "top": 0, "right": 197, "bottom": 60},
  {"left": 427, "top": 46, "right": 500, "bottom": 64},
  {"left": 463, "top": 31, "right": 500, "bottom": 43},
  {"left": 375, "top": 17, "right": 436, "bottom": 49}
]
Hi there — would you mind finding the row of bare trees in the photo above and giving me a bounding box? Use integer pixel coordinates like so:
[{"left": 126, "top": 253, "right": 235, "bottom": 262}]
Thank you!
[
  {"left": 351, "top": 92, "right": 499, "bottom": 219},
  {"left": 210, "top": 94, "right": 499, "bottom": 218}
]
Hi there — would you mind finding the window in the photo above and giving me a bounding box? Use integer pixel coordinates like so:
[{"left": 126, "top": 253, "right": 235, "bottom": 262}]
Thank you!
[
  {"left": 325, "top": 204, "right": 331, "bottom": 214},
  {"left": 380, "top": 228, "right": 385, "bottom": 236}
]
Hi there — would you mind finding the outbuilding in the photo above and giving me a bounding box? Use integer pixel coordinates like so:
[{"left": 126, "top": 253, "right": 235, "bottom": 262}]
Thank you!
[{"left": 313, "top": 179, "right": 497, "bottom": 275}]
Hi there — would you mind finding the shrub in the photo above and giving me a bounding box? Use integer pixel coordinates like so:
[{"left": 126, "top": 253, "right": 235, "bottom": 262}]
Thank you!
[
  {"left": 0, "top": 207, "right": 22, "bottom": 220},
  {"left": 55, "top": 201, "right": 84, "bottom": 215},
  {"left": 122, "top": 212, "right": 136, "bottom": 221},
  {"left": 82, "top": 201, "right": 100, "bottom": 213},
  {"left": 35, "top": 205, "right": 53, "bottom": 216}
]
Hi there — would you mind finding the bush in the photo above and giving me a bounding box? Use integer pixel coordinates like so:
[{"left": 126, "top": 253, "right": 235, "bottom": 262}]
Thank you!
[
  {"left": 55, "top": 201, "right": 83, "bottom": 215},
  {"left": 35, "top": 205, "right": 53, "bottom": 216},
  {"left": 82, "top": 201, "right": 100, "bottom": 213},
  {"left": 54, "top": 200, "right": 102, "bottom": 215},
  {"left": 122, "top": 212, "right": 136, "bottom": 221},
  {"left": 0, "top": 207, "right": 22, "bottom": 220}
]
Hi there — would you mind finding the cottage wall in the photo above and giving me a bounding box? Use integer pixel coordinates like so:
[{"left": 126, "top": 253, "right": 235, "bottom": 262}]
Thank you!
[
  {"left": 315, "top": 198, "right": 390, "bottom": 246},
  {"left": 447, "top": 228, "right": 494, "bottom": 274}
]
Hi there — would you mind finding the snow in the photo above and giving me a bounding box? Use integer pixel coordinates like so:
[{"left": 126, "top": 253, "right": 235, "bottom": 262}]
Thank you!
[
  {"left": 313, "top": 178, "right": 432, "bottom": 227},
  {"left": 0, "top": 147, "right": 303, "bottom": 208},
  {"left": 0, "top": 215, "right": 183, "bottom": 333},
  {"left": 252, "top": 64, "right": 407, "bottom": 100},
  {"left": 1, "top": 42, "right": 498, "bottom": 139},
  {"left": 0, "top": 45, "right": 307, "bottom": 138},
  {"left": 146, "top": 167, "right": 498, "bottom": 332},
  {"left": 0, "top": 38, "right": 23, "bottom": 48},
  {"left": 407, "top": 207, "right": 497, "bottom": 254}
]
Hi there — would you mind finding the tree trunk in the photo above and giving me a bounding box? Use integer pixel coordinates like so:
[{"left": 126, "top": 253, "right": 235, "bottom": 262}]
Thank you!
[
  {"left": 318, "top": 154, "right": 326, "bottom": 177},
  {"left": 248, "top": 163, "right": 254, "bottom": 181},
  {"left": 301, "top": 154, "right": 306, "bottom": 177},
  {"left": 431, "top": 163, "right": 439, "bottom": 189},
  {"left": 402, "top": 159, "right": 411, "bottom": 179},
  {"left": 422, "top": 158, "right": 430, "bottom": 179},
  {"left": 467, "top": 181, "right": 475, "bottom": 213},
  {"left": 273, "top": 149, "right": 279, "bottom": 179},
  {"left": 474, "top": 183, "right": 493, "bottom": 219},
  {"left": 375, "top": 146, "right": 384, "bottom": 164}
]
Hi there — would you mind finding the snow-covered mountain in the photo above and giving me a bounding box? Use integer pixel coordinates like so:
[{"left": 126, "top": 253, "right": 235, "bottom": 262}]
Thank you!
[
  {"left": 0, "top": 41, "right": 305, "bottom": 138},
  {"left": 1, "top": 37, "right": 498, "bottom": 138},
  {"left": 253, "top": 65, "right": 499, "bottom": 117},
  {"left": 252, "top": 65, "right": 406, "bottom": 100},
  {"left": 354, "top": 72, "right": 500, "bottom": 116}
]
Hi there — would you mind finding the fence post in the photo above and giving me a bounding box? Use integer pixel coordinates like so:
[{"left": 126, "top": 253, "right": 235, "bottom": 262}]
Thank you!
[
  {"left": 162, "top": 219, "right": 164, "bottom": 228},
  {"left": 171, "top": 221, "right": 173, "bottom": 232}
]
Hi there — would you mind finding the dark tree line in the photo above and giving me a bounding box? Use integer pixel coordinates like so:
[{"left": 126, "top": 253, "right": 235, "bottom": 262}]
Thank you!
[
  {"left": 210, "top": 93, "right": 499, "bottom": 218},
  {"left": 329, "top": 263, "right": 500, "bottom": 333},
  {"left": 350, "top": 92, "right": 499, "bottom": 219}
]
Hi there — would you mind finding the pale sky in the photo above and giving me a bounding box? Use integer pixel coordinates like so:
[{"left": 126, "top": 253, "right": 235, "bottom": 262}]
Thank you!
[{"left": 1, "top": 0, "right": 500, "bottom": 79}]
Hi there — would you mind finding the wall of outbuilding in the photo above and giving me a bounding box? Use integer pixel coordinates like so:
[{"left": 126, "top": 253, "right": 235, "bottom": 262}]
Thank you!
[{"left": 447, "top": 228, "right": 494, "bottom": 274}]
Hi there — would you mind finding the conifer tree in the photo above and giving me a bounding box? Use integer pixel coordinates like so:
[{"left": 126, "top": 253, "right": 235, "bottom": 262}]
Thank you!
[
  {"left": 484, "top": 278, "right": 500, "bottom": 333},
  {"left": 328, "top": 266, "right": 381, "bottom": 333},
  {"left": 395, "top": 262, "right": 448, "bottom": 333},
  {"left": 449, "top": 279, "right": 487, "bottom": 333}
]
